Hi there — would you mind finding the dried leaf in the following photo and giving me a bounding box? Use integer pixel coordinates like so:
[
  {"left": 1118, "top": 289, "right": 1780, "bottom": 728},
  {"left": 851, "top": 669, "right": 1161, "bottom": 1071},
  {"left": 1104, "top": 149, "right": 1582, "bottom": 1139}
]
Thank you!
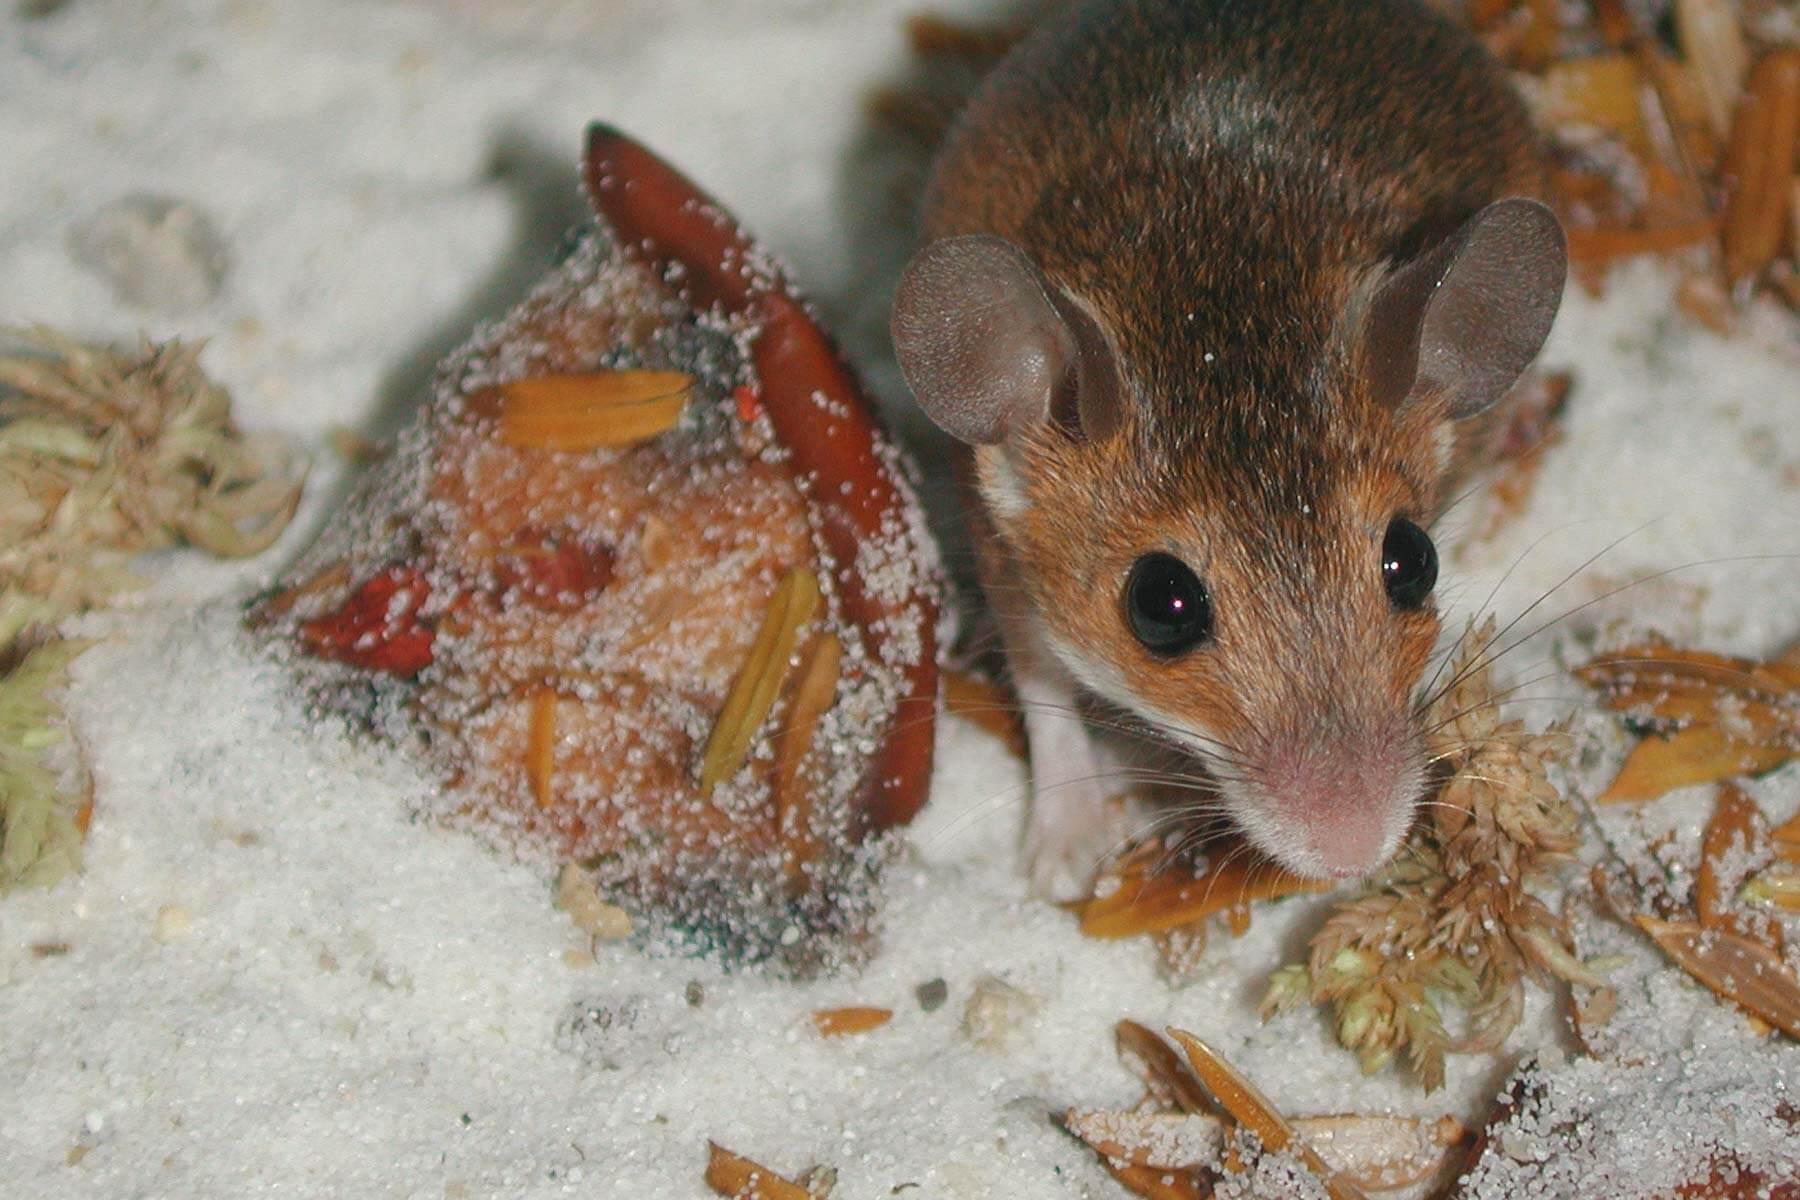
[
  {"left": 526, "top": 688, "right": 557, "bottom": 809},
  {"left": 809, "top": 1006, "right": 892, "bottom": 1037},
  {"left": 940, "top": 668, "right": 1026, "bottom": 757},
  {"left": 1164, "top": 1028, "right": 1369, "bottom": 1200},
  {"left": 698, "top": 567, "right": 820, "bottom": 795},
  {"left": 1064, "top": 1106, "right": 1463, "bottom": 1191},
  {"left": 1076, "top": 841, "right": 1328, "bottom": 940},
  {"left": 1600, "top": 725, "right": 1794, "bottom": 803},
  {"left": 497, "top": 370, "right": 691, "bottom": 450},
  {"left": 1103, "top": 1162, "right": 1213, "bottom": 1200},
  {"left": 704, "top": 1142, "right": 815, "bottom": 1200},
  {"left": 1579, "top": 644, "right": 1800, "bottom": 801},
  {"left": 1720, "top": 50, "right": 1800, "bottom": 287},
  {"left": 1635, "top": 915, "right": 1800, "bottom": 1039},
  {"left": 1116, "top": 1019, "right": 1213, "bottom": 1115},
  {"left": 773, "top": 632, "right": 841, "bottom": 890},
  {"left": 1676, "top": 0, "right": 1750, "bottom": 139},
  {"left": 1696, "top": 783, "right": 1782, "bottom": 953},
  {"left": 1565, "top": 218, "right": 1718, "bottom": 265}
]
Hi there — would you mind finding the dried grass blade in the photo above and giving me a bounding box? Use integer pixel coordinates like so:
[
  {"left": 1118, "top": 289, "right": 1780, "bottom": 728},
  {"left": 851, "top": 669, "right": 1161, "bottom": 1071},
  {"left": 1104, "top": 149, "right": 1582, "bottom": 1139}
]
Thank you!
[
  {"left": 773, "top": 632, "right": 841, "bottom": 889},
  {"left": 1565, "top": 218, "right": 1718, "bottom": 264},
  {"left": 940, "top": 668, "right": 1026, "bottom": 757},
  {"left": 698, "top": 567, "right": 820, "bottom": 795},
  {"left": 1117, "top": 1020, "right": 1214, "bottom": 1116},
  {"left": 1676, "top": 0, "right": 1750, "bottom": 138},
  {"left": 1635, "top": 915, "right": 1800, "bottom": 1039},
  {"left": 1078, "top": 852, "right": 1328, "bottom": 940},
  {"left": 704, "top": 1142, "right": 815, "bottom": 1200},
  {"left": 810, "top": 1006, "right": 892, "bottom": 1037},
  {"left": 1103, "top": 1162, "right": 1214, "bottom": 1200},
  {"left": 1696, "top": 782, "right": 1782, "bottom": 952},
  {"left": 1063, "top": 1109, "right": 1226, "bottom": 1169},
  {"left": 526, "top": 688, "right": 556, "bottom": 809},
  {"left": 1599, "top": 725, "right": 1793, "bottom": 803},
  {"left": 1164, "top": 1028, "right": 1370, "bottom": 1200},
  {"left": 497, "top": 370, "right": 691, "bottom": 450},
  {"left": 1720, "top": 50, "right": 1800, "bottom": 287}
]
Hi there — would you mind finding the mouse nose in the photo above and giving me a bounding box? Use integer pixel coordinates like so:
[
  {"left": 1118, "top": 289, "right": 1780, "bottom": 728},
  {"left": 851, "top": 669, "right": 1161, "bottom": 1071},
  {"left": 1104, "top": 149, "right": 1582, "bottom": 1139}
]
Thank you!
[
  {"left": 1254, "top": 730, "right": 1421, "bottom": 880},
  {"left": 1302, "top": 816, "right": 1391, "bottom": 879}
]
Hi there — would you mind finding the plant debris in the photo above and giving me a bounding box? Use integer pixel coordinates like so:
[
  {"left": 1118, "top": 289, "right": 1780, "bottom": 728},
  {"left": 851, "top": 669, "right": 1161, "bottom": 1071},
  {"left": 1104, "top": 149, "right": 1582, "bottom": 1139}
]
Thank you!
[
  {"left": 809, "top": 1006, "right": 892, "bottom": 1037},
  {"left": 1263, "top": 621, "right": 1589, "bottom": 1090},
  {"left": 0, "top": 329, "right": 298, "bottom": 892},
  {"left": 1074, "top": 836, "right": 1330, "bottom": 942},
  {"left": 0, "top": 639, "right": 91, "bottom": 890},
  {"left": 1575, "top": 642, "right": 1800, "bottom": 802},
  {"left": 1470, "top": 0, "right": 1800, "bottom": 324},
  {"left": 1062, "top": 1021, "right": 1467, "bottom": 1198},
  {"left": 703, "top": 1142, "right": 823, "bottom": 1200},
  {"left": 0, "top": 327, "right": 300, "bottom": 649}
]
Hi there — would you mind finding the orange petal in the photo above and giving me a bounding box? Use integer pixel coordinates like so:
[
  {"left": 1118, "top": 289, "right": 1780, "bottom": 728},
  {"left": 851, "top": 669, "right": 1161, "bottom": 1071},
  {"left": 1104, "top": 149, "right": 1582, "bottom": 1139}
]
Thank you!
[
  {"left": 703, "top": 1143, "right": 814, "bottom": 1200},
  {"left": 810, "top": 1006, "right": 892, "bottom": 1038},
  {"left": 1598, "top": 726, "right": 1795, "bottom": 803},
  {"left": 1164, "top": 1028, "right": 1369, "bottom": 1200},
  {"left": 1635, "top": 916, "right": 1800, "bottom": 1039},
  {"left": 1078, "top": 848, "right": 1329, "bottom": 940}
]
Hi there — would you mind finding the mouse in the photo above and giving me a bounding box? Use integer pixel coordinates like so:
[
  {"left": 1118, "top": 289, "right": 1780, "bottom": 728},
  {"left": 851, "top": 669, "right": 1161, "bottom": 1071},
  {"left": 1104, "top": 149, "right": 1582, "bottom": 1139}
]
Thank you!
[{"left": 889, "top": 0, "right": 1567, "bottom": 896}]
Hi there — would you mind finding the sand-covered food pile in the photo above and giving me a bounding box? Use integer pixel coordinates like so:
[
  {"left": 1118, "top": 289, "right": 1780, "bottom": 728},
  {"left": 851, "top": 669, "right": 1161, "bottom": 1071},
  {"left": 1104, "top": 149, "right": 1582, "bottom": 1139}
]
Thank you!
[{"left": 2, "top": 2, "right": 1799, "bottom": 1197}]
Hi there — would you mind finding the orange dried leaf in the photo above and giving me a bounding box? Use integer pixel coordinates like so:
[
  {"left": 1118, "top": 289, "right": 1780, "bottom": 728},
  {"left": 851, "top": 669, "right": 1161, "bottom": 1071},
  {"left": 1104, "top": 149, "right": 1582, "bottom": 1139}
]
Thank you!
[
  {"left": 1117, "top": 1019, "right": 1214, "bottom": 1116},
  {"left": 1773, "top": 810, "right": 1800, "bottom": 859},
  {"left": 704, "top": 1142, "right": 815, "bottom": 1200},
  {"left": 1078, "top": 846, "right": 1329, "bottom": 940},
  {"left": 698, "top": 567, "right": 821, "bottom": 795},
  {"left": 1064, "top": 1107, "right": 1461, "bottom": 1191},
  {"left": 810, "top": 1006, "right": 892, "bottom": 1037},
  {"left": 1537, "top": 54, "right": 1647, "bottom": 142},
  {"left": 526, "top": 688, "right": 556, "bottom": 809},
  {"left": 498, "top": 370, "right": 691, "bottom": 450},
  {"left": 1064, "top": 1109, "right": 1226, "bottom": 1169},
  {"left": 1599, "top": 725, "right": 1794, "bottom": 803},
  {"left": 1720, "top": 50, "right": 1800, "bottom": 287},
  {"left": 773, "top": 632, "right": 841, "bottom": 888},
  {"left": 1696, "top": 783, "right": 1781, "bottom": 955},
  {"left": 1164, "top": 1028, "right": 1369, "bottom": 1200},
  {"left": 1103, "top": 1161, "right": 1214, "bottom": 1200},
  {"left": 940, "top": 668, "right": 1026, "bottom": 758},
  {"left": 1635, "top": 915, "right": 1800, "bottom": 1039},
  {"left": 1565, "top": 218, "right": 1719, "bottom": 264}
]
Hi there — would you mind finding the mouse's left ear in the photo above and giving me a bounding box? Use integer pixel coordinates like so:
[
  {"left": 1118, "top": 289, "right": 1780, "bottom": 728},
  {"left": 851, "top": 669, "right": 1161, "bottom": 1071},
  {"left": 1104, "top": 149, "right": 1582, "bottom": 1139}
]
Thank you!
[
  {"left": 890, "top": 234, "right": 1120, "bottom": 445},
  {"left": 1362, "top": 198, "right": 1567, "bottom": 419}
]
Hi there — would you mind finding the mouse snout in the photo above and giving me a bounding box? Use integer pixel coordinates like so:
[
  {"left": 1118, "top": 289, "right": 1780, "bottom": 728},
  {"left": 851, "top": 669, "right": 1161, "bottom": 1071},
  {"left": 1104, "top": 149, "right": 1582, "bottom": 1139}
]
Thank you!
[{"left": 1242, "top": 726, "right": 1422, "bottom": 880}]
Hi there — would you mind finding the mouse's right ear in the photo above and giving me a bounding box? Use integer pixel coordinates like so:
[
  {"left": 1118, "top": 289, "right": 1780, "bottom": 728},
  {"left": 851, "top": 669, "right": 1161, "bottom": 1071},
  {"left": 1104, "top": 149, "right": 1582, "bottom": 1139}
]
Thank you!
[
  {"left": 1363, "top": 197, "right": 1567, "bottom": 420},
  {"left": 890, "top": 235, "right": 1081, "bottom": 446}
]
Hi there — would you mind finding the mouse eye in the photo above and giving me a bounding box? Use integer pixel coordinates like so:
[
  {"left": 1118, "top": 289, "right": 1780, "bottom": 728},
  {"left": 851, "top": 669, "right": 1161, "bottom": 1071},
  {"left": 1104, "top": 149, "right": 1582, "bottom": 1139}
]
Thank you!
[
  {"left": 1124, "top": 553, "right": 1213, "bottom": 655},
  {"left": 1381, "top": 517, "right": 1438, "bottom": 609}
]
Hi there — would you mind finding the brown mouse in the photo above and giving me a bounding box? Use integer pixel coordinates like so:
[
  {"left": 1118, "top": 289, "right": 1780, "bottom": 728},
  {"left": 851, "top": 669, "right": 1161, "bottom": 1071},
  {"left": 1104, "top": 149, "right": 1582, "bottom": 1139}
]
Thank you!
[{"left": 890, "top": 0, "right": 1567, "bottom": 894}]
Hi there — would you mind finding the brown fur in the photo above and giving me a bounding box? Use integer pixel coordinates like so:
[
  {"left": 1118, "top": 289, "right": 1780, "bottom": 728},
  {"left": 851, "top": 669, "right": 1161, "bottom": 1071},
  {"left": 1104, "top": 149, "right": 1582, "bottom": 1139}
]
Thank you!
[{"left": 927, "top": 0, "right": 1541, "bottom": 765}]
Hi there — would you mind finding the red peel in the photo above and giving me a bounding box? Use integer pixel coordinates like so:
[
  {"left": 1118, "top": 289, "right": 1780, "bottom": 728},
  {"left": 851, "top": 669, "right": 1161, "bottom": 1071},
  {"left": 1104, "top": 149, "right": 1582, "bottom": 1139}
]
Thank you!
[
  {"left": 582, "top": 124, "right": 939, "bottom": 833},
  {"left": 299, "top": 566, "right": 435, "bottom": 676}
]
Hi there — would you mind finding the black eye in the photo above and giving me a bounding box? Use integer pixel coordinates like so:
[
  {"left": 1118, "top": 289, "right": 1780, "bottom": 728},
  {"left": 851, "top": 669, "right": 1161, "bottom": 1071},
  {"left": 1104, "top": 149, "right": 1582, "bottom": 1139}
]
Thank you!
[
  {"left": 1381, "top": 518, "right": 1437, "bottom": 609},
  {"left": 1124, "top": 553, "right": 1213, "bottom": 655}
]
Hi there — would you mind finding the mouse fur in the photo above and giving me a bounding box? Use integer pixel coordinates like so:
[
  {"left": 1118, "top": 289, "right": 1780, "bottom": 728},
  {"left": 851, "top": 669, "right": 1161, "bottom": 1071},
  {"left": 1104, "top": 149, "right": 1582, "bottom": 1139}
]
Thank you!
[{"left": 891, "top": 0, "right": 1567, "bottom": 893}]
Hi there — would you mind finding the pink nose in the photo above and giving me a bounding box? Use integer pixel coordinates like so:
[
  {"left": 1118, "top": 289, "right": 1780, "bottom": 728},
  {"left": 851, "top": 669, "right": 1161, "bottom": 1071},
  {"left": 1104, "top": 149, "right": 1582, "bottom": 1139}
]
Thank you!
[
  {"left": 1254, "top": 733, "right": 1418, "bottom": 880},
  {"left": 1302, "top": 817, "right": 1391, "bottom": 878}
]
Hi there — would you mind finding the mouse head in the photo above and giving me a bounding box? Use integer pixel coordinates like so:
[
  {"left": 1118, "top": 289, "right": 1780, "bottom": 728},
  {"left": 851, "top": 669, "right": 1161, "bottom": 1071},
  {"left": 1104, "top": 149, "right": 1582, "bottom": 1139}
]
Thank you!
[{"left": 892, "top": 199, "right": 1566, "bottom": 879}]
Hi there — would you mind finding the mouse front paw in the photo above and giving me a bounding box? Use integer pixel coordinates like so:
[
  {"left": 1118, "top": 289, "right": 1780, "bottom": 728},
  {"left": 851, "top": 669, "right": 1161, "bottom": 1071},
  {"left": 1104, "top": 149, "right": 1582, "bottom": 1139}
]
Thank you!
[{"left": 1022, "top": 775, "right": 1133, "bottom": 901}]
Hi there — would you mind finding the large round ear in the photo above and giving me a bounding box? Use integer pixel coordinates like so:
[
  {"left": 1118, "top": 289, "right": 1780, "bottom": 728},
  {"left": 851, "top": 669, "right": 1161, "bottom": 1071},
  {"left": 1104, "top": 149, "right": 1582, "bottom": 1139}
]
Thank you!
[
  {"left": 891, "top": 234, "right": 1083, "bottom": 446},
  {"left": 1362, "top": 198, "right": 1567, "bottom": 420}
]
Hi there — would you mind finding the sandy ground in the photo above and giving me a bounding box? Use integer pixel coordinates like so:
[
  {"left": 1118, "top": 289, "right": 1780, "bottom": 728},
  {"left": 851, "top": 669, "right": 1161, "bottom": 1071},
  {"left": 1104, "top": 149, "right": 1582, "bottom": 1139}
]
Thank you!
[{"left": 2, "top": 2, "right": 1799, "bottom": 1197}]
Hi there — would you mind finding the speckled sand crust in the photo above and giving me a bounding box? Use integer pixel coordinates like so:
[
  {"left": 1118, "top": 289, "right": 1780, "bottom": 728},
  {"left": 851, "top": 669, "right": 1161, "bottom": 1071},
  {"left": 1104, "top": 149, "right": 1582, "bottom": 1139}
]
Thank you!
[{"left": 2, "top": 2, "right": 1799, "bottom": 1198}]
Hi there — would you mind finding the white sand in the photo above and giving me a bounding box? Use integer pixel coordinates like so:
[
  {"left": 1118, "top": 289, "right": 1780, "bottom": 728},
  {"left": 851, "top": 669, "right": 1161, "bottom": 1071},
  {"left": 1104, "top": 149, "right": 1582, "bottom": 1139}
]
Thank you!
[{"left": 2, "top": 2, "right": 1798, "bottom": 1197}]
